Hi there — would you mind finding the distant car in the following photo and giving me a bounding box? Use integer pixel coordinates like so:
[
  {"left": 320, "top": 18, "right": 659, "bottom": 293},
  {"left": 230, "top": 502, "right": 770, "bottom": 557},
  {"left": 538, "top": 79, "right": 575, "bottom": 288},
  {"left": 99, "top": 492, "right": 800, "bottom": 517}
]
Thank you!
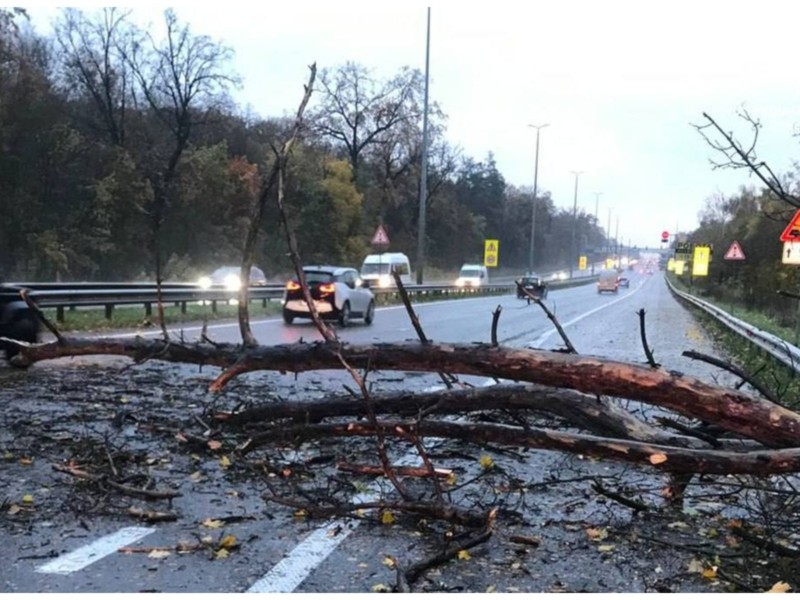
[
  {"left": 282, "top": 265, "right": 375, "bottom": 327},
  {"left": 455, "top": 264, "right": 489, "bottom": 287},
  {"left": 198, "top": 266, "right": 267, "bottom": 291},
  {"left": 0, "top": 285, "right": 38, "bottom": 359},
  {"left": 597, "top": 269, "right": 620, "bottom": 294},
  {"left": 517, "top": 274, "right": 548, "bottom": 301},
  {"left": 551, "top": 271, "right": 568, "bottom": 281},
  {"left": 617, "top": 276, "right": 630, "bottom": 288}
]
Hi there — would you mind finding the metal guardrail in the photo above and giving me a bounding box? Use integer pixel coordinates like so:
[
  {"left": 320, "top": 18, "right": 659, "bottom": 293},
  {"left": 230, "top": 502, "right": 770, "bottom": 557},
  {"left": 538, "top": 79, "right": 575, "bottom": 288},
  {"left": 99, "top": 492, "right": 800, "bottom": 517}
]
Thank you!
[
  {"left": 665, "top": 276, "right": 800, "bottom": 373},
  {"left": 2, "top": 275, "right": 598, "bottom": 323}
]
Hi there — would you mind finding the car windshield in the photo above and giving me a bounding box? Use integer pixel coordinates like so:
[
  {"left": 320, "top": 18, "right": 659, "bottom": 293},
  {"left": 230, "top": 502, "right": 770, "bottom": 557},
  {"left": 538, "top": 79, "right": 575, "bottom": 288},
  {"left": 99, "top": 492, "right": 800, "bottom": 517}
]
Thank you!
[
  {"left": 211, "top": 267, "right": 239, "bottom": 278},
  {"left": 361, "top": 263, "right": 391, "bottom": 276},
  {"left": 460, "top": 269, "right": 482, "bottom": 278},
  {"left": 522, "top": 277, "right": 541, "bottom": 285},
  {"left": 302, "top": 271, "right": 334, "bottom": 284}
]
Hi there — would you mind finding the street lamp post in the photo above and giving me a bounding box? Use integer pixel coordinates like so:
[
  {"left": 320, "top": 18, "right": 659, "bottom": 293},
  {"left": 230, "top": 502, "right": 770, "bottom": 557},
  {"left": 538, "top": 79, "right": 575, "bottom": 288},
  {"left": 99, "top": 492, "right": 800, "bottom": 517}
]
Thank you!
[
  {"left": 569, "top": 170, "right": 583, "bottom": 279},
  {"left": 592, "top": 192, "right": 602, "bottom": 275},
  {"left": 527, "top": 123, "right": 549, "bottom": 274},
  {"left": 416, "top": 7, "right": 431, "bottom": 284}
]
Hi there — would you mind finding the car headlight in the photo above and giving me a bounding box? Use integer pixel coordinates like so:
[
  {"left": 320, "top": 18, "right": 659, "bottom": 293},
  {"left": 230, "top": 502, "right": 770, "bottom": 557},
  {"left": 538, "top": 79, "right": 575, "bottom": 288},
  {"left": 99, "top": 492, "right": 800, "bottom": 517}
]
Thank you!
[
  {"left": 378, "top": 274, "right": 392, "bottom": 288},
  {"left": 223, "top": 274, "right": 241, "bottom": 291},
  {"left": 455, "top": 278, "right": 465, "bottom": 287},
  {"left": 198, "top": 276, "right": 212, "bottom": 289}
]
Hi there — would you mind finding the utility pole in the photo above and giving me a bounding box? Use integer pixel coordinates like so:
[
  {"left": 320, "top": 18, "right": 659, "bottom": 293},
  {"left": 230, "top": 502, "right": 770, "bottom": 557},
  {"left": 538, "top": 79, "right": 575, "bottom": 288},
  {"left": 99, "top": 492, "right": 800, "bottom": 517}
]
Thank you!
[
  {"left": 569, "top": 171, "right": 583, "bottom": 279},
  {"left": 415, "top": 7, "right": 431, "bottom": 284},
  {"left": 606, "top": 207, "right": 612, "bottom": 263},
  {"left": 527, "top": 123, "right": 549, "bottom": 274},
  {"left": 592, "top": 192, "right": 602, "bottom": 275},
  {"left": 615, "top": 215, "right": 620, "bottom": 267}
]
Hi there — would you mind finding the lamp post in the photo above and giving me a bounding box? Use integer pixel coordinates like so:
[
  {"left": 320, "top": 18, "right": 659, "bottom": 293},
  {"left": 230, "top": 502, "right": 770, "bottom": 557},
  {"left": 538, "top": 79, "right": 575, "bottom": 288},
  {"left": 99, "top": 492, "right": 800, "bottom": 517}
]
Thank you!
[
  {"left": 569, "top": 170, "right": 583, "bottom": 279},
  {"left": 416, "top": 7, "right": 431, "bottom": 284},
  {"left": 527, "top": 123, "right": 549, "bottom": 274},
  {"left": 592, "top": 192, "right": 602, "bottom": 275}
]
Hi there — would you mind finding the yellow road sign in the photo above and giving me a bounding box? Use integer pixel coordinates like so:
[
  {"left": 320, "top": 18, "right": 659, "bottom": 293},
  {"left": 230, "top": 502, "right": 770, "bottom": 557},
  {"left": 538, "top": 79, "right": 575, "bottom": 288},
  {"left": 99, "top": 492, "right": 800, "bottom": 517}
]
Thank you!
[
  {"left": 484, "top": 239, "right": 499, "bottom": 268},
  {"left": 579, "top": 255, "right": 587, "bottom": 270},
  {"left": 692, "top": 245, "right": 710, "bottom": 276}
]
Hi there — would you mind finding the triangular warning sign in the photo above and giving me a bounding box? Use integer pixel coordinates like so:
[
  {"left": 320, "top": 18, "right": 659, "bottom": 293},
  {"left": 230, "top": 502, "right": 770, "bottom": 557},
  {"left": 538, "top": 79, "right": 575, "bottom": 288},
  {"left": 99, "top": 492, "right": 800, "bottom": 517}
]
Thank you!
[
  {"left": 724, "top": 240, "right": 746, "bottom": 261},
  {"left": 487, "top": 242, "right": 496, "bottom": 252},
  {"left": 371, "top": 225, "right": 390, "bottom": 245},
  {"left": 780, "top": 210, "right": 800, "bottom": 242}
]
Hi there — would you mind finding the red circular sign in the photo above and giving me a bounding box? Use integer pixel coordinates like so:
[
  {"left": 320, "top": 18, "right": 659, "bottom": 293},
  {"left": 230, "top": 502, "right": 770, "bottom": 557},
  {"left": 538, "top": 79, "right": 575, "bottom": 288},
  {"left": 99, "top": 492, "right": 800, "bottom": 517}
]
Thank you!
[{"left": 661, "top": 230, "right": 669, "bottom": 241}]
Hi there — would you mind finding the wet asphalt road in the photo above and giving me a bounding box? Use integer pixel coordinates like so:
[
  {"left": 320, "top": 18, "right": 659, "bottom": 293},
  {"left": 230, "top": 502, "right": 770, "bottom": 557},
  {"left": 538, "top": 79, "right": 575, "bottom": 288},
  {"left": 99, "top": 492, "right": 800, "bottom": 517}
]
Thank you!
[{"left": 1, "top": 272, "right": 742, "bottom": 593}]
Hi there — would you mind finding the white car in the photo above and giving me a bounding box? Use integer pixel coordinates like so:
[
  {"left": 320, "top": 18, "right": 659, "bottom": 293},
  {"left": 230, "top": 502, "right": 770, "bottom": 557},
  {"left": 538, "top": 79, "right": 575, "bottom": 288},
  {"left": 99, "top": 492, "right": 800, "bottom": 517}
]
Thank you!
[{"left": 282, "top": 266, "right": 375, "bottom": 326}]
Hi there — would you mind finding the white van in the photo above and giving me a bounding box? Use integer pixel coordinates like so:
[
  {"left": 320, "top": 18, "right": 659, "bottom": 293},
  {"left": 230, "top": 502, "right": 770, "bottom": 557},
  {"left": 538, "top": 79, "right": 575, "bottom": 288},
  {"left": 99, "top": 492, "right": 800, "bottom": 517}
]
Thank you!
[
  {"left": 456, "top": 263, "right": 489, "bottom": 287},
  {"left": 360, "top": 252, "right": 412, "bottom": 287}
]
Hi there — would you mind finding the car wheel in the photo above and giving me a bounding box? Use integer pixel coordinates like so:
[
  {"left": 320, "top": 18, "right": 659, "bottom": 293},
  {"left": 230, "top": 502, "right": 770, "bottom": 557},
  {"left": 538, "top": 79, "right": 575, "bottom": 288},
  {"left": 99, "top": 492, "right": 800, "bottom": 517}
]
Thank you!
[
  {"left": 4, "top": 317, "right": 37, "bottom": 359},
  {"left": 338, "top": 301, "right": 351, "bottom": 327},
  {"left": 282, "top": 310, "right": 294, "bottom": 325},
  {"left": 364, "top": 300, "right": 375, "bottom": 325}
]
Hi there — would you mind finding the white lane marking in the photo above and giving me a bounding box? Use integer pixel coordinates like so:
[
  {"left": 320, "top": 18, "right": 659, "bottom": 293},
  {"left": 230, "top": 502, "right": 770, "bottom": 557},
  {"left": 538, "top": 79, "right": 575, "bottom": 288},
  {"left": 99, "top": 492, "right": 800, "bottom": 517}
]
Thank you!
[
  {"left": 35, "top": 526, "right": 155, "bottom": 574},
  {"left": 531, "top": 283, "right": 642, "bottom": 348}
]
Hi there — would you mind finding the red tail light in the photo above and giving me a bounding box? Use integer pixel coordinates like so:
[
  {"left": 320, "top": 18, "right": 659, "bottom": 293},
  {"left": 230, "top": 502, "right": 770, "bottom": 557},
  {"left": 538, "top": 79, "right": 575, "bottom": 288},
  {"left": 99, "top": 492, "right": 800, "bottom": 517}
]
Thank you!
[
  {"left": 286, "top": 281, "right": 300, "bottom": 291},
  {"left": 319, "top": 283, "right": 335, "bottom": 294}
]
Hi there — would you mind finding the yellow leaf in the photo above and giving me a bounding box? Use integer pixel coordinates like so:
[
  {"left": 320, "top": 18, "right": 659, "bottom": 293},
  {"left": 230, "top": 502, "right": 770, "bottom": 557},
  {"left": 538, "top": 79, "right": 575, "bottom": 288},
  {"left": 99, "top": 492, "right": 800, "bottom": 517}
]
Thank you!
[
  {"left": 382, "top": 556, "right": 397, "bottom": 568},
  {"left": 7, "top": 504, "right": 21, "bottom": 515},
  {"left": 148, "top": 549, "right": 171, "bottom": 559},
  {"left": 381, "top": 511, "right": 395, "bottom": 525},
  {"left": 702, "top": 566, "right": 718, "bottom": 579},
  {"left": 207, "top": 440, "right": 222, "bottom": 450},
  {"left": 447, "top": 472, "right": 457, "bottom": 486},
  {"left": 218, "top": 534, "right": 237, "bottom": 549},
  {"left": 201, "top": 518, "right": 224, "bottom": 529},
  {"left": 219, "top": 455, "right": 232, "bottom": 469},
  {"left": 372, "top": 583, "right": 390, "bottom": 592},
  {"left": 766, "top": 581, "right": 792, "bottom": 593},
  {"left": 215, "top": 548, "right": 230, "bottom": 560},
  {"left": 479, "top": 455, "right": 495, "bottom": 469},
  {"left": 21, "top": 494, "right": 34, "bottom": 504},
  {"left": 649, "top": 453, "right": 668, "bottom": 465},
  {"left": 4, "top": 451, "right": 15, "bottom": 461},
  {"left": 597, "top": 544, "right": 615, "bottom": 553},
  {"left": 19, "top": 457, "right": 33, "bottom": 466},
  {"left": 457, "top": 550, "right": 471, "bottom": 560},
  {"left": 585, "top": 527, "right": 608, "bottom": 541},
  {"left": 189, "top": 470, "right": 203, "bottom": 481},
  {"left": 293, "top": 509, "right": 308, "bottom": 521}
]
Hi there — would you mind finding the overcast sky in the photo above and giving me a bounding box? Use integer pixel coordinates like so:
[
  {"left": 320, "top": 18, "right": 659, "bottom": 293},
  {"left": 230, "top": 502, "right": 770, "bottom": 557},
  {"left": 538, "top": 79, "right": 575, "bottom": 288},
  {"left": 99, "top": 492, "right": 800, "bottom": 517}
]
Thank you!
[{"left": 24, "top": 1, "right": 800, "bottom": 248}]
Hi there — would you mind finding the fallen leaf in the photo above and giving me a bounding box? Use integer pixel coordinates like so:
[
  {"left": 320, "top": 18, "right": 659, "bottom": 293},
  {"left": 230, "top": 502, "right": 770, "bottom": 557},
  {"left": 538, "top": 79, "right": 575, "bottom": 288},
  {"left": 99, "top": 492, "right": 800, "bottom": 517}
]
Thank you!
[
  {"left": 207, "top": 440, "right": 222, "bottom": 450},
  {"left": 293, "top": 509, "right": 308, "bottom": 521},
  {"left": 3, "top": 452, "right": 13, "bottom": 461},
  {"left": 219, "top": 455, "right": 232, "bottom": 469},
  {"left": 687, "top": 558, "right": 705, "bottom": 573},
  {"left": 649, "top": 453, "right": 668, "bottom": 465},
  {"left": 21, "top": 494, "right": 34, "bottom": 504},
  {"left": 597, "top": 544, "right": 615, "bottom": 553},
  {"left": 766, "top": 581, "right": 792, "bottom": 593},
  {"left": 447, "top": 472, "right": 457, "bottom": 486},
  {"left": 215, "top": 548, "right": 229, "bottom": 560},
  {"left": 381, "top": 511, "right": 395, "bottom": 525},
  {"left": 585, "top": 527, "right": 608, "bottom": 541},
  {"left": 702, "top": 566, "right": 718, "bottom": 580},
  {"left": 382, "top": 556, "right": 397, "bottom": 568},
  {"left": 486, "top": 585, "right": 496, "bottom": 593},
  {"left": 201, "top": 518, "right": 224, "bottom": 529},
  {"left": 372, "top": 583, "right": 390, "bottom": 592},
  {"left": 218, "top": 534, "right": 237, "bottom": 549},
  {"left": 148, "top": 549, "right": 171, "bottom": 559},
  {"left": 189, "top": 470, "right": 203, "bottom": 482},
  {"left": 479, "top": 455, "right": 495, "bottom": 469},
  {"left": 201, "top": 536, "right": 213, "bottom": 544},
  {"left": 457, "top": 550, "right": 471, "bottom": 560},
  {"left": 19, "top": 457, "right": 33, "bottom": 466},
  {"left": 7, "top": 504, "right": 21, "bottom": 515}
]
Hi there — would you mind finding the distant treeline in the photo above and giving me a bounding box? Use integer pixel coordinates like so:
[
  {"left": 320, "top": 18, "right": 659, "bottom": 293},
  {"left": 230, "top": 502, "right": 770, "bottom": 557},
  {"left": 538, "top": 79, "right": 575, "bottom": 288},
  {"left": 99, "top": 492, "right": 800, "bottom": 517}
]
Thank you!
[{"left": 2, "top": 8, "right": 611, "bottom": 282}]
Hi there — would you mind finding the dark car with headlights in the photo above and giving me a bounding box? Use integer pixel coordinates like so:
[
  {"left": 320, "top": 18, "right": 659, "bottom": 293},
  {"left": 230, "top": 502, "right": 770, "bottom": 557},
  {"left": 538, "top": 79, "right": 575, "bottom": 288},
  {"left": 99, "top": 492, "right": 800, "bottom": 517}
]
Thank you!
[
  {"left": 0, "top": 285, "right": 38, "bottom": 359},
  {"left": 517, "top": 274, "right": 548, "bottom": 301},
  {"left": 282, "top": 266, "right": 375, "bottom": 327}
]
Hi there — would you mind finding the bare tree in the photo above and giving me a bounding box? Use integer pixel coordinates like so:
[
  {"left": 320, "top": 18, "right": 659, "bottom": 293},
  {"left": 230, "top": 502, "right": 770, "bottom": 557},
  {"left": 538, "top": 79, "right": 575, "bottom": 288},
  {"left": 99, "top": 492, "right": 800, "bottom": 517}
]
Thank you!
[
  {"left": 310, "top": 62, "right": 424, "bottom": 180},
  {"left": 54, "top": 8, "right": 132, "bottom": 146},
  {"left": 694, "top": 109, "right": 800, "bottom": 208},
  {"left": 122, "top": 9, "right": 240, "bottom": 335}
]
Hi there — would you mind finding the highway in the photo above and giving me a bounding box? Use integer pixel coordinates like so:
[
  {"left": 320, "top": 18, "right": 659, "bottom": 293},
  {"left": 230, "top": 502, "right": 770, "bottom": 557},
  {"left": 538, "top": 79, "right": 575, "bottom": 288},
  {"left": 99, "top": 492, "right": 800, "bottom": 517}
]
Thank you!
[{"left": 0, "top": 271, "right": 736, "bottom": 593}]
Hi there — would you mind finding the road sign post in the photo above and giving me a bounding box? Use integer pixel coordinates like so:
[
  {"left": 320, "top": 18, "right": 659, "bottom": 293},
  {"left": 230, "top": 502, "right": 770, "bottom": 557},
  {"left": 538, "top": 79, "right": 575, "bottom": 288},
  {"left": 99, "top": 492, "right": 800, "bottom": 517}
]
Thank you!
[{"left": 484, "top": 239, "right": 499, "bottom": 268}]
